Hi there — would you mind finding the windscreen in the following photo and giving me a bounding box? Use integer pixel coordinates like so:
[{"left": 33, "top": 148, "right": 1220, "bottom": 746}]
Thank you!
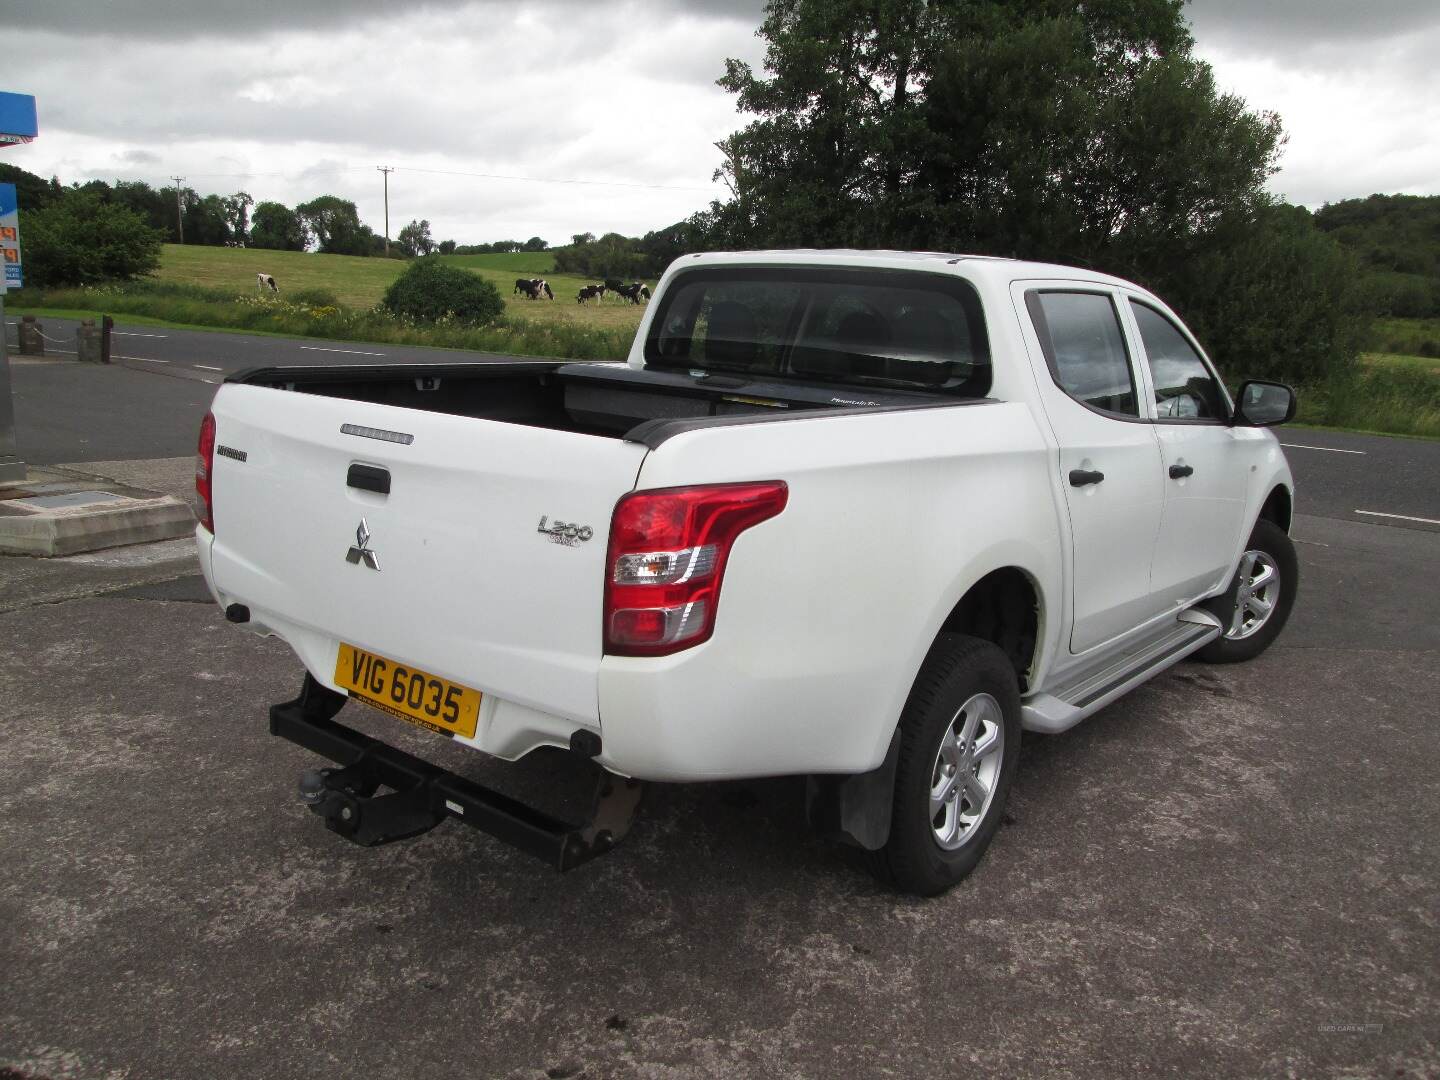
[{"left": 644, "top": 267, "right": 992, "bottom": 395}]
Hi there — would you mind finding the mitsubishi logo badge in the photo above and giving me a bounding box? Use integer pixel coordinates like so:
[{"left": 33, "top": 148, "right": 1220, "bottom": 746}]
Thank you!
[{"left": 346, "top": 518, "right": 380, "bottom": 570}]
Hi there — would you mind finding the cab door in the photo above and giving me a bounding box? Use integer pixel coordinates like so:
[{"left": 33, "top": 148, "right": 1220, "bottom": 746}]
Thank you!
[
  {"left": 1120, "top": 296, "right": 1250, "bottom": 606},
  {"left": 1015, "top": 284, "right": 1168, "bottom": 654}
]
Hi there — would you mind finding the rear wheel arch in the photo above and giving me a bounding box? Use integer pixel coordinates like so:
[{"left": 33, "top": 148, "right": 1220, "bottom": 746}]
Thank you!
[{"left": 937, "top": 566, "right": 1042, "bottom": 693}]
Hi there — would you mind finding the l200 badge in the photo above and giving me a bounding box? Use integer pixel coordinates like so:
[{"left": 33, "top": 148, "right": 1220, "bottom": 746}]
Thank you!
[{"left": 537, "top": 516, "right": 594, "bottom": 547}]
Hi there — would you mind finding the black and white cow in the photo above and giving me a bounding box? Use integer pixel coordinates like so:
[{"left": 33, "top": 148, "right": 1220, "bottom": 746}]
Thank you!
[
  {"left": 256, "top": 272, "right": 278, "bottom": 293},
  {"left": 615, "top": 282, "right": 651, "bottom": 304},
  {"left": 514, "top": 277, "right": 554, "bottom": 300},
  {"left": 577, "top": 284, "right": 606, "bottom": 304}
]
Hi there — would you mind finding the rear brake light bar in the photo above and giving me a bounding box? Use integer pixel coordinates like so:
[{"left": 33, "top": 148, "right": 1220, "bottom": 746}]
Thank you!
[{"left": 603, "top": 481, "right": 788, "bottom": 657}]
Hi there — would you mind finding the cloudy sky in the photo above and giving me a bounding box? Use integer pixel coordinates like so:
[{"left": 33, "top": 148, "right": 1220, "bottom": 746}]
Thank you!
[{"left": 3, "top": 0, "right": 1437, "bottom": 246}]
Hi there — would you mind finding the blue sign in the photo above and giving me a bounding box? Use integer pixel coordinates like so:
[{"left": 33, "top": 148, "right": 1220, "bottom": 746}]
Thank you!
[
  {"left": 0, "top": 183, "right": 21, "bottom": 289},
  {"left": 0, "top": 92, "right": 38, "bottom": 144}
]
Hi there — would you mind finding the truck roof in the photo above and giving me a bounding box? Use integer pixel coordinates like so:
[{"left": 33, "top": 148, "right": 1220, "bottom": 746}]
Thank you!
[{"left": 676, "top": 248, "right": 1148, "bottom": 295}]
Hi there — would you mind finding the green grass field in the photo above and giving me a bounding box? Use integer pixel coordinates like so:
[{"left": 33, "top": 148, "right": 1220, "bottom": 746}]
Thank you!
[
  {"left": 1371, "top": 317, "right": 1440, "bottom": 359},
  {"left": 1363, "top": 349, "right": 1440, "bottom": 377},
  {"left": 1295, "top": 350, "right": 1440, "bottom": 439},
  {"left": 152, "top": 245, "right": 644, "bottom": 331},
  {"left": 156, "top": 245, "right": 398, "bottom": 308}
]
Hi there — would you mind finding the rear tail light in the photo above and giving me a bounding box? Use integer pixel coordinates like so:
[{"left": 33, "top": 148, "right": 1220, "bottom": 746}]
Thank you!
[
  {"left": 604, "top": 481, "right": 788, "bottom": 656},
  {"left": 195, "top": 411, "right": 216, "bottom": 533}
]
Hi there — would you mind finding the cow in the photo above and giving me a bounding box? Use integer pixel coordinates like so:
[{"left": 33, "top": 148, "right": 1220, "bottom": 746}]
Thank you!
[
  {"left": 514, "top": 277, "right": 555, "bottom": 300},
  {"left": 256, "top": 272, "right": 278, "bottom": 293},
  {"left": 615, "top": 282, "right": 651, "bottom": 304},
  {"left": 577, "top": 284, "right": 606, "bottom": 304}
]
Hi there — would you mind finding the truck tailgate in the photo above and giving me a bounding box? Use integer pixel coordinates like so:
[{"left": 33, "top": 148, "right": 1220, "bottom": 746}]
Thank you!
[{"left": 205, "top": 383, "right": 648, "bottom": 724}]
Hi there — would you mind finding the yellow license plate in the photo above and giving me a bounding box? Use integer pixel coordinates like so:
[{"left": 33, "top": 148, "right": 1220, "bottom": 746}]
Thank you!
[{"left": 334, "top": 643, "right": 481, "bottom": 740}]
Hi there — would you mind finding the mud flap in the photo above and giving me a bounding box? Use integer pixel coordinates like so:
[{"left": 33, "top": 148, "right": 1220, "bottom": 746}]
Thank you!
[{"left": 804, "top": 727, "right": 902, "bottom": 851}]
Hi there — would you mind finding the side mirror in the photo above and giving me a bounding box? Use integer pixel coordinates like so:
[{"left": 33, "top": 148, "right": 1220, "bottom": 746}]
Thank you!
[{"left": 1232, "top": 380, "right": 1296, "bottom": 427}]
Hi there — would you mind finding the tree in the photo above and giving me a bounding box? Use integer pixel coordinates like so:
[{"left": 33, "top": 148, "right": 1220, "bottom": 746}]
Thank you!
[
  {"left": 438, "top": 239, "right": 457, "bottom": 255},
  {"left": 296, "top": 195, "right": 372, "bottom": 255},
  {"left": 19, "top": 190, "right": 163, "bottom": 287},
  {"left": 522, "top": 236, "right": 548, "bottom": 251},
  {"left": 397, "top": 218, "right": 434, "bottom": 257},
  {"left": 186, "top": 193, "right": 233, "bottom": 246},
  {"left": 571, "top": 232, "right": 595, "bottom": 246},
  {"left": 701, "top": 0, "right": 1362, "bottom": 382},
  {"left": 250, "top": 201, "right": 307, "bottom": 250},
  {"left": 1314, "top": 194, "right": 1440, "bottom": 318},
  {"left": 552, "top": 230, "right": 656, "bottom": 279},
  {"left": 382, "top": 259, "right": 504, "bottom": 326},
  {"left": 224, "top": 191, "right": 254, "bottom": 246},
  {"left": 111, "top": 180, "right": 170, "bottom": 234},
  {"left": 0, "top": 163, "right": 63, "bottom": 210},
  {"left": 711, "top": 1, "right": 1277, "bottom": 255},
  {"left": 1168, "top": 204, "right": 1370, "bottom": 386}
]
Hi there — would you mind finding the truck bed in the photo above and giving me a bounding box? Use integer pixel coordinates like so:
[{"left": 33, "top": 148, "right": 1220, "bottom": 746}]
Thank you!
[{"left": 230, "top": 360, "right": 969, "bottom": 443}]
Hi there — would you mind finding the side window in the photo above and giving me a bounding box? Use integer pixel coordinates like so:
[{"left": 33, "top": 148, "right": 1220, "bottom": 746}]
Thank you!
[
  {"left": 1130, "top": 302, "right": 1227, "bottom": 421},
  {"left": 1028, "top": 291, "right": 1138, "bottom": 417}
]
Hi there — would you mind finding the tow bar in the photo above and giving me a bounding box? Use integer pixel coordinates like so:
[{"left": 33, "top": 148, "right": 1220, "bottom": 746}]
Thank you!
[{"left": 269, "top": 674, "right": 642, "bottom": 871}]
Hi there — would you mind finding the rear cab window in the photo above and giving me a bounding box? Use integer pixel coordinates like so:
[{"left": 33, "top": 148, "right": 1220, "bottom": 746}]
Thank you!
[
  {"left": 644, "top": 267, "right": 992, "bottom": 397},
  {"left": 1025, "top": 291, "right": 1139, "bottom": 417}
]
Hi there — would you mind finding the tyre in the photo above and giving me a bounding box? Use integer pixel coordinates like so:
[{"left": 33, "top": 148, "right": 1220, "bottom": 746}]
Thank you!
[
  {"left": 1195, "top": 518, "right": 1299, "bottom": 664},
  {"left": 869, "top": 634, "right": 1021, "bottom": 897}
]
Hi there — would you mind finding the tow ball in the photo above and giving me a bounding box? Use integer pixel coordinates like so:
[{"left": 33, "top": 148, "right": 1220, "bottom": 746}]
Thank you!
[{"left": 299, "top": 761, "right": 442, "bottom": 846}]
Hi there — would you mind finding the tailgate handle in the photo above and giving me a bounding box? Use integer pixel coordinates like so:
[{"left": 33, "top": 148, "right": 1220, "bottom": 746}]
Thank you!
[{"left": 347, "top": 464, "right": 391, "bottom": 495}]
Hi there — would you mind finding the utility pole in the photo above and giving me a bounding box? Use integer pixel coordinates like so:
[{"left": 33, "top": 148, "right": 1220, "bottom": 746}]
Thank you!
[
  {"left": 377, "top": 166, "right": 394, "bottom": 254},
  {"left": 170, "top": 176, "right": 185, "bottom": 244}
]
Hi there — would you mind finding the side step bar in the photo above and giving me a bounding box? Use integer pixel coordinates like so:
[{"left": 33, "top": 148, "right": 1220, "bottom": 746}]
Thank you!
[
  {"left": 269, "top": 675, "right": 641, "bottom": 871},
  {"left": 1021, "top": 609, "right": 1223, "bottom": 735}
]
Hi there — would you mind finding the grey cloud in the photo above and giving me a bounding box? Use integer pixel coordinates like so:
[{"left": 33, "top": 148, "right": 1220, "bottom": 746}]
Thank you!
[
  {"left": 1186, "top": 0, "right": 1440, "bottom": 49},
  {"left": 114, "top": 149, "right": 161, "bottom": 166},
  {"left": 9, "top": 0, "right": 765, "bottom": 40}
]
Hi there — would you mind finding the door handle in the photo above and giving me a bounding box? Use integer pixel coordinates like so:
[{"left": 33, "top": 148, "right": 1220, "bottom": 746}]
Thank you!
[
  {"left": 1168, "top": 464, "right": 1194, "bottom": 480},
  {"left": 347, "top": 463, "right": 391, "bottom": 494},
  {"left": 1068, "top": 469, "right": 1105, "bottom": 487}
]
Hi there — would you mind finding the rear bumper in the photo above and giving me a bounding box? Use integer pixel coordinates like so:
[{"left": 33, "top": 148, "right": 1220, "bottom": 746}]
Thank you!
[
  {"left": 199, "top": 527, "right": 599, "bottom": 765},
  {"left": 200, "top": 528, "right": 894, "bottom": 784}
]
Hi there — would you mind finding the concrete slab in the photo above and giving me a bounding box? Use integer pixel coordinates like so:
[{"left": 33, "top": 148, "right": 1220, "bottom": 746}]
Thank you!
[
  {"left": 0, "top": 461, "right": 194, "bottom": 557},
  {"left": 54, "top": 456, "right": 195, "bottom": 504}
]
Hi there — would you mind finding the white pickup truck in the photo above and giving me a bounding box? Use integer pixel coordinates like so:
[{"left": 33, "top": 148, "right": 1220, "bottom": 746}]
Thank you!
[{"left": 195, "top": 251, "right": 1298, "bottom": 895}]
